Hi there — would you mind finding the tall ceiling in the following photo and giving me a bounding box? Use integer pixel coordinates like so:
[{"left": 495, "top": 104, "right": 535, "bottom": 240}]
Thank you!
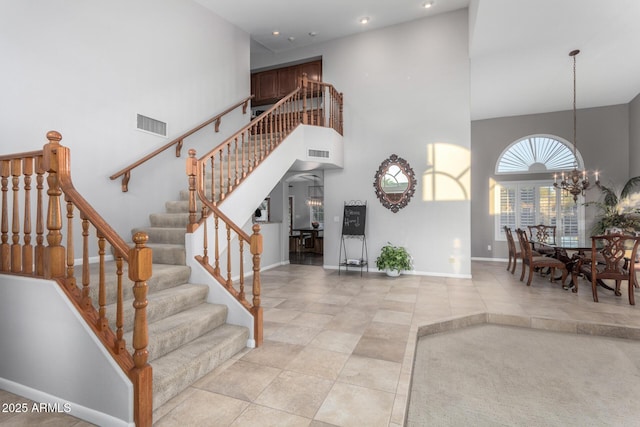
[{"left": 195, "top": 0, "right": 640, "bottom": 120}]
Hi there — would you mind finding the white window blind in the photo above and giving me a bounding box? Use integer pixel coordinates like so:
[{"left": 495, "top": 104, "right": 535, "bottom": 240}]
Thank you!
[{"left": 495, "top": 181, "right": 584, "bottom": 242}]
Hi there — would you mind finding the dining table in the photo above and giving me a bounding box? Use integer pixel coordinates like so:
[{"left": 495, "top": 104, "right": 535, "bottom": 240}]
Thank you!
[
  {"left": 292, "top": 227, "right": 323, "bottom": 253},
  {"left": 533, "top": 239, "right": 615, "bottom": 293}
]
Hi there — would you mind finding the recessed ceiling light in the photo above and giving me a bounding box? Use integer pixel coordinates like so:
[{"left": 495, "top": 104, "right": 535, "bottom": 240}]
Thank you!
[
  {"left": 308, "top": 31, "right": 318, "bottom": 37},
  {"left": 423, "top": 1, "right": 434, "bottom": 8},
  {"left": 288, "top": 36, "right": 295, "bottom": 42},
  {"left": 272, "top": 31, "right": 280, "bottom": 36},
  {"left": 359, "top": 17, "right": 370, "bottom": 24}
]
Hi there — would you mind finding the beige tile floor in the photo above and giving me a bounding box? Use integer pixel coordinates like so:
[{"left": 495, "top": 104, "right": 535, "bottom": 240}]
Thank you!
[{"left": 2, "top": 260, "right": 640, "bottom": 426}]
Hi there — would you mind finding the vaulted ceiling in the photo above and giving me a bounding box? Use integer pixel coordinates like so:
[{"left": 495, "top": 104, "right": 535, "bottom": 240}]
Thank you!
[{"left": 195, "top": 0, "right": 640, "bottom": 120}]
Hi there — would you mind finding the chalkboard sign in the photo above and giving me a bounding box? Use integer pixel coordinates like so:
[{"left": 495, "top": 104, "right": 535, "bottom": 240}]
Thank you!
[{"left": 342, "top": 204, "right": 366, "bottom": 235}]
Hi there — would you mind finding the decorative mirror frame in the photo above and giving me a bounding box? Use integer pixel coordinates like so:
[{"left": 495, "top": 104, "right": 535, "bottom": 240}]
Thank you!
[{"left": 373, "top": 154, "right": 416, "bottom": 213}]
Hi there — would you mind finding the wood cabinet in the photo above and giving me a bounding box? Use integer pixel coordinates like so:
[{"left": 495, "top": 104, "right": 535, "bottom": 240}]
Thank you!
[{"left": 251, "top": 59, "right": 322, "bottom": 106}]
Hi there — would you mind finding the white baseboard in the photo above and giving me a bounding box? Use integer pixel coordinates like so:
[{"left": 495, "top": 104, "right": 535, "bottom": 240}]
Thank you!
[{"left": 0, "top": 378, "right": 133, "bottom": 427}]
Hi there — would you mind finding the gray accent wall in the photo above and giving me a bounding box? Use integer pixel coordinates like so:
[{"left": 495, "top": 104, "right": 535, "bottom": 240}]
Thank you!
[
  {"left": 471, "top": 104, "right": 630, "bottom": 259},
  {"left": 630, "top": 93, "right": 640, "bottom": 177}
]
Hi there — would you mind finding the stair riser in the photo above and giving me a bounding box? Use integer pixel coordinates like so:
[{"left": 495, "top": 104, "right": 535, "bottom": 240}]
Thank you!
[
  {"left": 148, "top": 246, "right": 186, "bottom": 265},
  {"left": 149, "top": 213, "right": 190, "bottom": 228}
]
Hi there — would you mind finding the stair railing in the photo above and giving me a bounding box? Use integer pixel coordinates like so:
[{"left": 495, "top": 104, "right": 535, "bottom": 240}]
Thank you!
[
  {"left": 1, "top": 131, "right": 153, "bottom": 427},
  {"left": 110, "top": 95, "right": 253, "bottom": 192},
  {"left": 186, "top": 75, "right": 343, "bottom": 348}
]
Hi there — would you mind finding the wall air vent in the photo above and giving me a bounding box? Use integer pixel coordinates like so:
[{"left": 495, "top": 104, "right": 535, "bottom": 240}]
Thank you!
[
  {"left": 308, "top": 149, "right": 330, "bottom": 158},
  {"left": 136, "top": 114, "right": 167, "bottom": 137}
]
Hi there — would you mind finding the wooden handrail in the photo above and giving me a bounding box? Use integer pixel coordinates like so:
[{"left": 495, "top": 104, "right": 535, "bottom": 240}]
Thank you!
[
  {"left": 186, "top": 76, "right": 343, "bottom": 348},
  {"left": 110, "top": 95, "right": 254, "bottom": 192}
]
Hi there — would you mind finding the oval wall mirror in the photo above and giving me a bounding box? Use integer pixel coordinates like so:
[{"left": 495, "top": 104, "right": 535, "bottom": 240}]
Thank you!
[{"left": 373, "top": 154, "right": 416, "bottom": 212}]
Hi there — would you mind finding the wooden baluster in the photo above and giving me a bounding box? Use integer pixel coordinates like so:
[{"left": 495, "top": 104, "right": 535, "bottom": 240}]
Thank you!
[
  {"left": 218, "top": 151, "right": 224, "bottom": 201},
  {"left": 34, "top": 156, "right": 45, "bottom": 276},
  {"left": 115, "top": 255, "right": 125, "bottom": 354},
  {"left": 234, "top": 137, "right": 239, "bottom": 186},
  {"left": 42, "top": 131, "right": 65, "bottom": 279},
  {"left": 226, "top": 224, "right": 232, "bottom": 288},
  {"left": 238, "top": 239, "right": 245, "bottom": 302},
  {"left": 241, "top": 132, "right": 247, "bottom": 179},
  {"left": 202, "top": 206, "right": 209, "bottom": 265},
  {"left": 227, "top": 143, "right": 232, "bottom": 193},
  {"left": 301, "top": 74, "right": 308, "bottom": 125},
  {"left": 214, "top": 214, "right": 220, "bottom": 276},
  {"left": 65, "top": 195, "right": 78, "bottom": 296},
  {"left": 81, "top": 214, "right": 91, "bottom": 309},
  {"left": 10, "top": 159, "right": 22, "bottom": 272},
  {"left": 128, "top": 232, "right": 153, "bottom": 427},
  {"left": 209, "top": 156, "right": 216, "bottom": 206},
  {"left": 250, "top": 224, "right": 263, "bottom": 347},
  {"left": 1, "top": 159, "right": 10, "bottom": 271},
  {"left": 186, "top": 149, "right": 198, "bottom": 232},
  {"left": 97, "top": 232, "right": 108, "bottom": 331},
  {"left": 339, "top": 92, "right": 344, "bottom": 134},
  {"left": 21, "top": 157, "right": 33, "bottom": 274}
]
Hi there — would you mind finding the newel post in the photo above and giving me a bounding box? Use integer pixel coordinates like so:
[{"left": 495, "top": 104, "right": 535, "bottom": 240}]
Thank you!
[
  {"left": 186, "top": 149, "right": 198, "bottom": 232},
  {"left": 250, "top": 224, "right": 263, "bottom": 346},
  {"left": 129, "top": 232, "right": 153, "bottom": 427},
  {"left": 42, "top": 131, "right": 67, "bottom": 279}
]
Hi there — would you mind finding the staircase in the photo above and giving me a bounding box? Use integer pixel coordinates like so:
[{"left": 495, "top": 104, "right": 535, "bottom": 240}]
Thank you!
[
  {"left": 122, "top": 185, "right": 249, "bottom": 410},
  {"left": 0, "top": 79, "right": 344, "bottom": 425}
]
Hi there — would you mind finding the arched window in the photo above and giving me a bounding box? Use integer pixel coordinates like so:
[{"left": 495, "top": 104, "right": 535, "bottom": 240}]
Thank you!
[
  {"left": 494, "top": 135, "right": 585, "bottom": 244},
  {"left": 496, "top": 135, "right": 582, "bottom": 174}
]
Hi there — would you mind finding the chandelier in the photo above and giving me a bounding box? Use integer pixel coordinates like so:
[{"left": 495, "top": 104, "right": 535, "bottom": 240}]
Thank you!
[
  {"left": 306, "top": 180, "right": 323, "bottom": 207},
  {"left": 553, "top": 49, "right": 600, "bottom": 203}
]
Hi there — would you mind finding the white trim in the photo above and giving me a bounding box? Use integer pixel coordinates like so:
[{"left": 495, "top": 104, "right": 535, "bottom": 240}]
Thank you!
[
  {"left": 495, "top": 134, "right": 584, "bottom": 175},
  {"left": 471, "top": 257, "right": 509, "bottom": 262}
]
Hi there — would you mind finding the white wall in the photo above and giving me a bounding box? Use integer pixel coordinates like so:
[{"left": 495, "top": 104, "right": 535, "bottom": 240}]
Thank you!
[
  {"left": 0, "top": 0, "right": 251, "bottom": 243},
  {"left": 0, "top": 275, "right": 133, "bottom": 426},
  {"left": 252, "top": 10, "right": 472, "bottom": 277}
]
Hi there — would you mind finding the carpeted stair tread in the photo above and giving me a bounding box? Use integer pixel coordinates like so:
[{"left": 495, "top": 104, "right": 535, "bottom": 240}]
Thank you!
[
  {"left": 152, "top": 323, "right": 249, "bottom": 409},
  {"left": 80, "top": 262, "right": 191, "bottom": 306},
  {"left": 125, "top": 302, "right": 229, "bottom": 363},
  {"left": 132, "top": 227, "right": 186, "bottom": 245},
  {"left": 149, "top": 212, "right": 190, "bottom": 228},
  {"left": 145, "top": 243, "right": 186, "bottom": 266},
  {"left": 106, "top": 283, "right": 208, "bottom": 333}
]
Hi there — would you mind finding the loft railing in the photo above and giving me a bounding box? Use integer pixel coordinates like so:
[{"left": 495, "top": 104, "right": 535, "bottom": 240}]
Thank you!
[
  {"left": 1, "top": 131, "right": 153, "bottom": 427},
  {"left": 110, "top": 95, "right": 253, "bottom": 192},
  {"left": 186, "top": 75, "right": 343, "bottom": 347}
]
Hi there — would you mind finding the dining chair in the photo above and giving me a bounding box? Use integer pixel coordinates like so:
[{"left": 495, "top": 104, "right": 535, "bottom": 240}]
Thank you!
[
  {"left": 504, "top": 226, "right": 539, "bottom": 274},
  {"left": 516, "top": 228, "right": 567, "bottom": 287},
  {"left": 586, "top": 233, "right": 640, "bottom": 305},
  {"left": 504, "top": 226, "right": 518, "bottom": 273},
  {"left": 527, "top": 224, "right": 557, "bottom": 255}
]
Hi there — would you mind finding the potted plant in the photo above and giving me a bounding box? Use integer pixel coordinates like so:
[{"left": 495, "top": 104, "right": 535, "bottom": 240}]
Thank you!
[
  {"left": 586, "top": 177, "right": 640, "bottom": 235},
  {"left": 375, "top": 243, "right": 412, "bottom": 276}
]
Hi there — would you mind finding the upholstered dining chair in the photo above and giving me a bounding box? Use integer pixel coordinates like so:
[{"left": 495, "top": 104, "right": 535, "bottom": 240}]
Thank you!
[
  {"left": 516, "top": 228, "right": 567, "bottom": 287},
  {"left": 584, "top": 233, "right": 640, "bottom": 305},
  {"left": 504, "top": 226, "right": 539, "bottom": 274},
  {"left": 504, "top": 226, "right": 518, "bottom": 273},
  {"left": 527, "top": 224, "right": 557, "bottom": 255}
]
